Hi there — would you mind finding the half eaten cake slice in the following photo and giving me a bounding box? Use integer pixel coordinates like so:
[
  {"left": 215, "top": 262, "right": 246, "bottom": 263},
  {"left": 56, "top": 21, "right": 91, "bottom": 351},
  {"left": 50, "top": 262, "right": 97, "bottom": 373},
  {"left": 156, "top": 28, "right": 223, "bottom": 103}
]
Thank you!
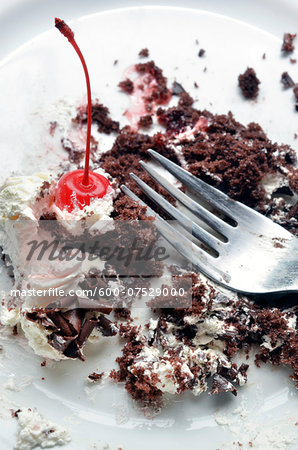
[{"left": 0, "top": 167, "right": 120, "bottom": 360}]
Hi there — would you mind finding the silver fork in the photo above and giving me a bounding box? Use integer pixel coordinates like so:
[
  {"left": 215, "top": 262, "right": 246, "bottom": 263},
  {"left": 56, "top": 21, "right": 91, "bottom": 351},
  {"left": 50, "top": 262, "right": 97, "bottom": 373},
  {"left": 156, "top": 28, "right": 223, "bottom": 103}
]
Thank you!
[{"left": 121, "top": 149, "right": 298, "bottom": 295}]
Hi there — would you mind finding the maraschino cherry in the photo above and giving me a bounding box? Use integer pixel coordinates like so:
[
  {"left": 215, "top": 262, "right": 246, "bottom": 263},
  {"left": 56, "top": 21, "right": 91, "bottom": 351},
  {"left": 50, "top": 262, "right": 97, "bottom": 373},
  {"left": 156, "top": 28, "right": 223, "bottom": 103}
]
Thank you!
[{"left": 54, "top": 18, "right": 110, "bottom": 212}]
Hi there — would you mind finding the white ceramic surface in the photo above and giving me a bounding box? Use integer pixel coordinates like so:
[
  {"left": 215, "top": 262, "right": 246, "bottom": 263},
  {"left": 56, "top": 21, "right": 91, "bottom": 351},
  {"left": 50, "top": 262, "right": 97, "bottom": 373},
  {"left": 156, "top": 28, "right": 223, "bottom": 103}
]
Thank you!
[{"left": 0, "top": 6, "right": 297, "bottom": 450}]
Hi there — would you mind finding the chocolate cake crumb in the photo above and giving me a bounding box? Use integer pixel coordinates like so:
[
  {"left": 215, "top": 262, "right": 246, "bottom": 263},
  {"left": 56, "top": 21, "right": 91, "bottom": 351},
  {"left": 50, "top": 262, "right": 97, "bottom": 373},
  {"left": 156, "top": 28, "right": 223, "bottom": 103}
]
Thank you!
[
  {"left": 119, "top": 78, "right": 134, "bottom": 94},
  {"left": 138, "top": 115, "right": 153, "bottom": 129},
  {"left": 194, "top": 82, "right": 199, "bottom": 88},
  {"left": 113, "top": 59, "right": 118, "bottom": 65},
  {"left": 139, "top": 48, "right": 149, "bottom": 58},
  {"left": 281, "top": 33, "right": 296, "bottom": 53},
  {"left": 41, "top": 360, "right": 46, "bottom": 367},
  {"left": 281, "top": 72, "right": 295, "bottom": 89},
  {"left": 88, "top": 372, "right": 104, "bottom": 382},
  {"left": 198, "top": 49, "right": 205, "bottom": 57},
  {"left": 134, "top": 61, "right": 171, "bottom": 105},
  {"left": 290, "top": 58, "right": 297, "bottom": 64},
  {"left": 172, "top": 81, "right": 185, "bottom": 95},
  {"left": 262, "top": 53, "right": 266, "bottom": 60},
  {"left": 238, "top": 68, "right": 260, "bottom": 99},
  {"left": 74, "top": 102, "right": 119, "bottom": 135}
]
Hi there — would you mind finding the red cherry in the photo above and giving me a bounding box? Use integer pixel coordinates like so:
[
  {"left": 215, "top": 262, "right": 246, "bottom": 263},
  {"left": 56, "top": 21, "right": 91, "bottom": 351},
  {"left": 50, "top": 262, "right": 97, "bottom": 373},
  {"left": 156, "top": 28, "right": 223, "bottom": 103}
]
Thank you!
[
  {"left": 54, "top": 18, "right": 110, "bottom": 212},
  {"left": 55, "top": 169, "right": 110, "bottom": 212}
]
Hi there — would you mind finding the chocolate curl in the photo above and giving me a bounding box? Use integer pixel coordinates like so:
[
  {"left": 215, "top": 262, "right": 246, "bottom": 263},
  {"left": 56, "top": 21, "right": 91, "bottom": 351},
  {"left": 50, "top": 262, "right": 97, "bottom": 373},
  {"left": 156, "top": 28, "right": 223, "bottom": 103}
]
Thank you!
[
  {"left": 77, "top": 319, "right": 97, "bottom": 347},
  {"left": 46, "top": 311, "right": 73, "bottom": 336},
  {"left": 63, "top": 340, "right": 83, "bottom": 360},
  {"left": 26, "top": 310, "right": 57, "bottom": 330},
  {"left": 62, "top": 309, "right": 83, "bottom": 335},
  {"left": 50, "top": 334, "right": 76, "bottom": 353},
  {"left": 55, "top": 18, "right": 74, "bottom": 41}
]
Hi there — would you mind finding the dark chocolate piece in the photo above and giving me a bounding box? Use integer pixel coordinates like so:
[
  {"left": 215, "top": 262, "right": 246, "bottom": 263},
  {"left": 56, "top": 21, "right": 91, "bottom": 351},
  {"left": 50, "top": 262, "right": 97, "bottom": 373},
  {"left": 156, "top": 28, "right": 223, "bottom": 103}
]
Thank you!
[{"left": 171, "top": 81, "right": 185, "bottom": 96}]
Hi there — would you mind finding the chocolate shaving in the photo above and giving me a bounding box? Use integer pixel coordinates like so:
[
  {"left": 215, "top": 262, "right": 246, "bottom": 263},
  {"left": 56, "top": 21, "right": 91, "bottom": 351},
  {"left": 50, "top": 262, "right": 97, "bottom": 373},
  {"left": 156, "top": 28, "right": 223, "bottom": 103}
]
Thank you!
[
  {"left": 26, "top": 310, "right": 57, "bottom": 330},
  {"left": 97, "top": 315, "right": 118, "bottom": 337},
  {"left": 46, "top": 311, "right": 73, "bottom": 336},
  {"left": 210, "top": 374, "right": 237, "bottom": 396},
  {"left": 62, "top": 309, "right": 83, "bottom": 334},
  {"left": 172, "top": 81, "right": 185, "bottom": 96},
  {"left": 281, "top": 72, "right": 295, "bottom": 89},
  {"left": 77, "top": 319, "right": 97, "bottom": 347},
  {"left": 50, "top": 334, "right": 75, "bottom": 353}
]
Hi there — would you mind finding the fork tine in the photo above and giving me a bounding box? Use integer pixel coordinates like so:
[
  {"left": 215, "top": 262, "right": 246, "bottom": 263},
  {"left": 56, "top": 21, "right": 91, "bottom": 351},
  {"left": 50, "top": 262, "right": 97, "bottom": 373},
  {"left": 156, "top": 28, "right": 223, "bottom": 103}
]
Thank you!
[
  {"left": 121, "top": 185, "right": 220, "bottom": 278},
  {"left": 147, "top": 149, "right": 241, "bottom": 220},
  {"left": 139, "top": 160, "right": 232, "bottom": 238},
  {"left": 129, "top": 172, "right": 222, "bottom": 253}
]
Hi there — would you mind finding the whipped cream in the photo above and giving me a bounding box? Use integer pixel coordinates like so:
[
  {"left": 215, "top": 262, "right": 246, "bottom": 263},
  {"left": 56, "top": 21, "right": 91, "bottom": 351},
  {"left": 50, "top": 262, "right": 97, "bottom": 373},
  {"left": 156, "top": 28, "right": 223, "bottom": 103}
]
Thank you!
[
  {"left": 0, "top": 166, "right": 117, "bottom": 360},
  {"left": 15, "top": 408, "right": 71, "bottom": 449},
  {"left": 0, "top": 173, "right": 53, "bottom": 221}
]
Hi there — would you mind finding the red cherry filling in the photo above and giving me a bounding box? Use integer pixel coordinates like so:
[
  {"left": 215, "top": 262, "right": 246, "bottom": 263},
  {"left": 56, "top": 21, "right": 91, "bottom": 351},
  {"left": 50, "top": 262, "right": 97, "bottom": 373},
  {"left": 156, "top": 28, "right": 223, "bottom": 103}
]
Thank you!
[
  {"left": 55, "top": 170, "right": 110, "bottom": 212},
  {"left": 54, "top": 18, "right": 110, "bottom": 212}
]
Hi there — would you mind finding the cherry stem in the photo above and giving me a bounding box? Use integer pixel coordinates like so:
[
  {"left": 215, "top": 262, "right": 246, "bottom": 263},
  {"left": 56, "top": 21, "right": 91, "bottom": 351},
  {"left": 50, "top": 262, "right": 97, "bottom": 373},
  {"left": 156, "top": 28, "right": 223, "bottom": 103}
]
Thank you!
[{"left": 55, "top": 18, "right": 91, "bottom": 186}]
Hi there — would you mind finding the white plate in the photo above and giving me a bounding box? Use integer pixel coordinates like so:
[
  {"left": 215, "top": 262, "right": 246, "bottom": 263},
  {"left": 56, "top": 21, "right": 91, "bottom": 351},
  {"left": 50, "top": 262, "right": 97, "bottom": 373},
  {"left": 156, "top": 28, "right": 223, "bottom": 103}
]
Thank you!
[{"left": 0, "top": 7, "right": 297, "bottom": 450}]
